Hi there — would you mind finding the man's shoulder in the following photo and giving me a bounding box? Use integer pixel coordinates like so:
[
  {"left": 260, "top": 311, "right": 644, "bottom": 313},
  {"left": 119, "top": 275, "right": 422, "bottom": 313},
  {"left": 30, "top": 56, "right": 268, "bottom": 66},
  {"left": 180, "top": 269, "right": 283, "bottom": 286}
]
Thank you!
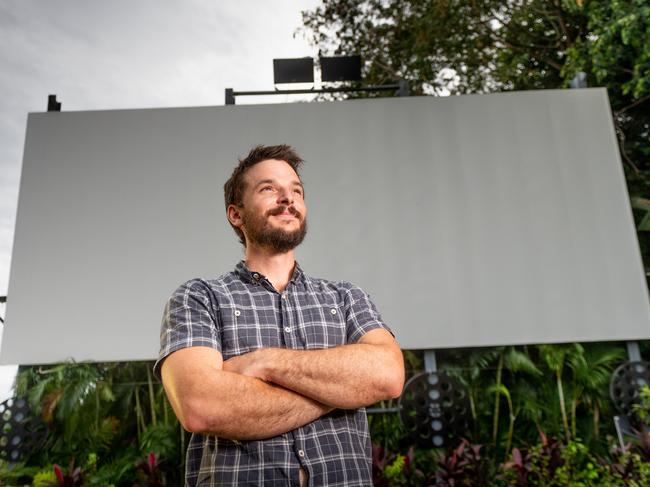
[
  {"left": 170, "top": 272, "right": 243, "bottom": 298},
  {"left": 302, "top": 273, "right": 364, "bottom": 296}
]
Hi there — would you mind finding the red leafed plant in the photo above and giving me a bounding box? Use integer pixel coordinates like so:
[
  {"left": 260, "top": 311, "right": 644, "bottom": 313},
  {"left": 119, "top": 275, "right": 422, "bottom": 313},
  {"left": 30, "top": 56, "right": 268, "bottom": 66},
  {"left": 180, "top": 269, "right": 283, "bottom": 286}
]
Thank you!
[
  {"left": 52, "top": 458, "right": 84, "bottom": 487},
  {"left": 133, "top": 451, "right": 165, "bottom": 487},
  {"left": 435, "top": 438, "right": 489, "bottom": 487}
]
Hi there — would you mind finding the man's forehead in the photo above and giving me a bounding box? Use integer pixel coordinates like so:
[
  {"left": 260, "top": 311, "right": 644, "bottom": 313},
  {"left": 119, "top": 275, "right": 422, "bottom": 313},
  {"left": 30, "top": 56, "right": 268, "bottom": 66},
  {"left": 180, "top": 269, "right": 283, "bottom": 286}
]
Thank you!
[{"left": 244, "top": 159, "right": 301, "bottom": 184}]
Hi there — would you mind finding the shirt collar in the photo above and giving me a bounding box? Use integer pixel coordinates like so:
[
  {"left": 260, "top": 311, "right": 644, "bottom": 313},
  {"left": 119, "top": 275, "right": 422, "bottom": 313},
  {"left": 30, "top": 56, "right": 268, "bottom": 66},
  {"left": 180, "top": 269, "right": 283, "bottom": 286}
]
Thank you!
[{"left": 234, "top": 260, "right": 305, "bottom": 286}]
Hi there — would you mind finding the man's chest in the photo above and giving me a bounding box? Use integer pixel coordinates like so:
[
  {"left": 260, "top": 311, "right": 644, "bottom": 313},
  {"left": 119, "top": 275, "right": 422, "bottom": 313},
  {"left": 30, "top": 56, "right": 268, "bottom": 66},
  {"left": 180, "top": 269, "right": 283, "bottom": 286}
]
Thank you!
[{"left": 216, "top": 285, "right": 348, "bottom": 359}]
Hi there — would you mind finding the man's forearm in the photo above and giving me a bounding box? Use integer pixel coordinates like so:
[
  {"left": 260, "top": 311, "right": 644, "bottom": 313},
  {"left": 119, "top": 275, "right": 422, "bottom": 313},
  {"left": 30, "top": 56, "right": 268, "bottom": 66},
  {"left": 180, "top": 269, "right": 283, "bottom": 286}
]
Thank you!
[
  {"left": 162, "top": 350, "right": 332, "bottom": 441},
  {"left": 223, "top": 335, "right": 404, "bottom": 409},
  {"left": 266, "top": 344, "right": 403, "bottom": 408},
  {"left": 190, "top": 370, "right": 331, "bottom": 440}
]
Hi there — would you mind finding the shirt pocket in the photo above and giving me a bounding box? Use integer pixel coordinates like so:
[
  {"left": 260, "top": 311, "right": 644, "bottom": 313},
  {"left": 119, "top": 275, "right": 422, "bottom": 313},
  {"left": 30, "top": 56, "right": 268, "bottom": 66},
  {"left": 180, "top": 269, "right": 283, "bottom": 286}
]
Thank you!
[
  {"left": 302, "top": 303, "right": 346, "bottom": 349},
  {"left": 219, "top": 305, "right": 280, "bottom": 359},
  {"left": 196, "top": 438, "right": 258, "bottom": 486}
]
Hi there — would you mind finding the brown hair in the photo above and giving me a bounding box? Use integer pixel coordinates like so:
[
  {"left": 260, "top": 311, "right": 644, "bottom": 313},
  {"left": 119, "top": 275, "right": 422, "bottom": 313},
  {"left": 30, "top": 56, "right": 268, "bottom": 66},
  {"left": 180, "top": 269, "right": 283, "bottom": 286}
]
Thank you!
[{"left": 224, "top": 144, "right": 304, "bottom": 245}]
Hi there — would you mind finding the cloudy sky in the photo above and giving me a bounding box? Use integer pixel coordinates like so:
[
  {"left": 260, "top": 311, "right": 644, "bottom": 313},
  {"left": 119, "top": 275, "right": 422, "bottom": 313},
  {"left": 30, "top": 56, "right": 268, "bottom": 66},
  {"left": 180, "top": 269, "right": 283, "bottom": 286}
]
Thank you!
[{"left": 0, "top": 0, "right": 321, "bottom": 400}]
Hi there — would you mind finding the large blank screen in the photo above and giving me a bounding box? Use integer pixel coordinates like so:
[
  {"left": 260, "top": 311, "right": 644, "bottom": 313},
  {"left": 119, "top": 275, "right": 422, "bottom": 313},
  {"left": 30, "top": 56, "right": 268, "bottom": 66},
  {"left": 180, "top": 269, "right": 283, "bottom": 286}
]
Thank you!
[{"left": 3, "top": 89, "right": 649, "bottom": 364}]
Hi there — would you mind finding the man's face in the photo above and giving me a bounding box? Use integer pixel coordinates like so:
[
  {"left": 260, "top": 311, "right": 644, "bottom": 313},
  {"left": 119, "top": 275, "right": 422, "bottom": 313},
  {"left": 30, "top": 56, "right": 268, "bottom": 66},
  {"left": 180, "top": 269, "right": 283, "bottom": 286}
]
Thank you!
[{"left": 233, "top": 159, "right": 307, "bottom": 253}]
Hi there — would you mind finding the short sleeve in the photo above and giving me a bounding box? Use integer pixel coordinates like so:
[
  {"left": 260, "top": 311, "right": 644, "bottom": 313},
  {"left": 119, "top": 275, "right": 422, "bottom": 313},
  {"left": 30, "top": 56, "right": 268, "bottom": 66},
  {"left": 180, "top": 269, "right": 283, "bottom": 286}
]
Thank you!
[
  {"left": 153, "top": 279, "right": 221, "bottom": 380},
  {"left": 343, "top": 285, "right": 394, "bottom": 343}
]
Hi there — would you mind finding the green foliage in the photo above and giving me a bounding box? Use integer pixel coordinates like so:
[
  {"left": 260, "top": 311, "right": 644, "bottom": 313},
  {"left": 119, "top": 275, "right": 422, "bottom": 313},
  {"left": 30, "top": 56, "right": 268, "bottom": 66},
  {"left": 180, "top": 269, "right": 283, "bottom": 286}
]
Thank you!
[
  {"left": 31, "top": 468, "right": 57, "bottom": 486},
  {"left": 368, "top": 408, "right": 408, "bottom": 454},
  {"left": 633, "top": 385, "right": 650, "bottom": 425},
  {"left": 139, "top": 423, "right": 180, "bottom": 463},
  {"left": 499, "top": 436, "right": 650, "bottom": 486},
  {"left": 0, "top": 461, "right": 41, "bottom": 486},
  {"left": 563, "top": 0, "right": 650, "bottom": 99},
  {"left": 8, "top": 361, "right": 183, "bottom": 486},
  {"left": 369, "top": 436, "right": 650, "bottom": 486},
  {"left": 366, "top": 339, "right": 636, "bottom": 484},
  {"left": 383, "top": 454, "right": 407, "bottom": 484},
  {"left": 401, "top": 342, "right": 625, "bottom": 461}
]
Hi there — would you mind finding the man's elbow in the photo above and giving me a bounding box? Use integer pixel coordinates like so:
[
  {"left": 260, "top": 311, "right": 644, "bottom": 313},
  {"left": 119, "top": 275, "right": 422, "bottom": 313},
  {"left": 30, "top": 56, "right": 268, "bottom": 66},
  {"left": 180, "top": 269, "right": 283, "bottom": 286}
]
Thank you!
[
  {"left": 176, "top": 396, "right": 222, "bottom": 434},
  {"left": 181, "top": 410, "right": 205, "bottom": 434},
  {"left": 377, "top": 354, "right": 405, "bottom": 400},
  {"left": 382, "top": 367, "right": 405, "bottom": 399}
]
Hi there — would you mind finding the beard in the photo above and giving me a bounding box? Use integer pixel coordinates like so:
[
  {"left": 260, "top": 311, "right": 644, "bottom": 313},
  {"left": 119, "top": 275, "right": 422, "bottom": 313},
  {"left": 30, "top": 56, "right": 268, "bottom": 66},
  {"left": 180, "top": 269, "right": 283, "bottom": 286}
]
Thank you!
[{"left": 242, "top": 205, "right": 308, "bottom": 253}]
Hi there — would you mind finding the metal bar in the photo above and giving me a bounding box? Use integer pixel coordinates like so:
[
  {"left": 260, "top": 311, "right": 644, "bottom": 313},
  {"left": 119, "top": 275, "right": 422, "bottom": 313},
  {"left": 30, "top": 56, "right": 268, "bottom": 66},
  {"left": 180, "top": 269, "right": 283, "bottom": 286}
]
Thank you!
[
  {"left": 397, "top": 79, "right": 409, "bottom": 97},
  {"left": 366, "top": 406, "right": 401, "bottom": 414},
  {"left": 627, "top": 341, "right": 642, "bottom": 362},
  {"left": 424, "top": 350, "right": 437, "bottom": 373},
  {"left": 613, "top": 416, "right": 627, "bottom": 451},
  {"left": 231, "top": 84, "right": 400, "bottom": 98}
]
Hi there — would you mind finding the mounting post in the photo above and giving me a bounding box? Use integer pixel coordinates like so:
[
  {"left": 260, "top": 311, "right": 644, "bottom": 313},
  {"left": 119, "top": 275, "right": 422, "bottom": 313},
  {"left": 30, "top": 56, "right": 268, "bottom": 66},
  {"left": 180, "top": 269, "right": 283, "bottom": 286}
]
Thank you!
[
  {"left": 225, "top": 88, "right": 235, "bottom": 106},
  {"left": 627, "top": 341, "right": 642, "bottom": 362},
  {"left": 424, "top": 350, "right": 438, "bottom": 373},
  {"left": 397, "top": 79, "right": 409, "bottom": 97}
]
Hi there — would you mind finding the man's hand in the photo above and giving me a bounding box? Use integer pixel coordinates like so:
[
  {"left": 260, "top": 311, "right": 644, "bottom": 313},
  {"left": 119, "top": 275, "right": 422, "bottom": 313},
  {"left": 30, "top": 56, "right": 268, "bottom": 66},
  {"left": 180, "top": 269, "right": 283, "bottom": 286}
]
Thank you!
[{"left": 222, "top": 349, "right": 272, "bottom": 380}]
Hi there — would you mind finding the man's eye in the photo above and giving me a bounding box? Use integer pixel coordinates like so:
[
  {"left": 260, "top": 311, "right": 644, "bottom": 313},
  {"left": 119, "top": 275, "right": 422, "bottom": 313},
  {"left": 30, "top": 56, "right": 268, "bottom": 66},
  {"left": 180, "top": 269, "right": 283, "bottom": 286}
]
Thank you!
[
  {"left": 294, "top": 189, "right": 303, "bottom": 196},
  {"left": 261, "top": 186, "right": 273, "bottom": 192}
]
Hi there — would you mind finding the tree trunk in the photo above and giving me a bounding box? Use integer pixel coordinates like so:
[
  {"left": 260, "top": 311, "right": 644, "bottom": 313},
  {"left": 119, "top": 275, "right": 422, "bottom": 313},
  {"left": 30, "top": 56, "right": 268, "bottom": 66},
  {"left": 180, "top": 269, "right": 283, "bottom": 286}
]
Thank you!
[
  {"left": 571, "top": 398, "right": 578, "bottom": 439},
  {"left": 147, "top": 367, "right": 157, "bottom": 426},
  {"left": 135, "top": 387, "right": 145, "bottom": 441},
  {"left": 557, "top": 371, "right": 571, "bottom": 442},
  {"left": 492, "top": 353, "right": 504, "bottom": 444}
]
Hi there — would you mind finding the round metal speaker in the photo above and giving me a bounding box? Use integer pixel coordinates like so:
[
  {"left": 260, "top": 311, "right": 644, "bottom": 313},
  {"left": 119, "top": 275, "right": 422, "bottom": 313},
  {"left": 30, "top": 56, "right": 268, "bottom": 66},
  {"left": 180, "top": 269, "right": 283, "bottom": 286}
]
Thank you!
[
  {"left": 0, "top": 396, "right": 43, "bottom": 463},
  {"left": 610, "top": 361, "right": 650, "bottom": 415},
  {"left": 398, "top": 371, "right": 470, "bottom": 448}
]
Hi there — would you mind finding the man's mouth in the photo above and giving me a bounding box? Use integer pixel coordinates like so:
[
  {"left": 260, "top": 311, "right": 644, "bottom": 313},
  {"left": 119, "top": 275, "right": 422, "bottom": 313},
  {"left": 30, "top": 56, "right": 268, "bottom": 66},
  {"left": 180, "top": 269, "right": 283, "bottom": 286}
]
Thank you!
[{"left": 267, "top": 206, "right": 301, "bottom": 220}]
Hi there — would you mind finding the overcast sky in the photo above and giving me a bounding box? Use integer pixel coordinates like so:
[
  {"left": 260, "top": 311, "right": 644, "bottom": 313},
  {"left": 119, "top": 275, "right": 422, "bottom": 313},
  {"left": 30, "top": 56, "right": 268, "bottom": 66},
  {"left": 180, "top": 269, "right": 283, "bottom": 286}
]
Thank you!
[{"left": 0, "top": 0, "right": 321, "bottom": 401}]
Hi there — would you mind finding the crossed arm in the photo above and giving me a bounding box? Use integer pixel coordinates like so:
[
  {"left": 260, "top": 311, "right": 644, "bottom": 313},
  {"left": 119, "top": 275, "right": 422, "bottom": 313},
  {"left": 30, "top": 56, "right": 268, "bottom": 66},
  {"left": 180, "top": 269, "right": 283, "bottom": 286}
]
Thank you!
[{"left": 160, "top": 328, "right": 404, "bottom": 440}]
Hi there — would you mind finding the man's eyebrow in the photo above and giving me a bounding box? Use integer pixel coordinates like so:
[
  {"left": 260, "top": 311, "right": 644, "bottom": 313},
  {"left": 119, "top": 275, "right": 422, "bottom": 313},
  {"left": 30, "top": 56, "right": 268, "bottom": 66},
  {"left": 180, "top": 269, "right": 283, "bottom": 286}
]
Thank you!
[
  {"left": 253, "top": 179, "right": 304, "bottom": 188},
  {"left": 254, "top": 179, "right": 275, "bottom": 187}
]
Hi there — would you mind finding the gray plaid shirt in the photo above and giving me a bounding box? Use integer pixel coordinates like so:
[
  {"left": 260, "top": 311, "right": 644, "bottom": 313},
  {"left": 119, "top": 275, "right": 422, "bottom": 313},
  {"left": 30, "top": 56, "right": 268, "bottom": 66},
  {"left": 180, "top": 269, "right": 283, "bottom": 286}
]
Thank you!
[{"left": 154, "top": 261, "right": 391, "bottom": 486}]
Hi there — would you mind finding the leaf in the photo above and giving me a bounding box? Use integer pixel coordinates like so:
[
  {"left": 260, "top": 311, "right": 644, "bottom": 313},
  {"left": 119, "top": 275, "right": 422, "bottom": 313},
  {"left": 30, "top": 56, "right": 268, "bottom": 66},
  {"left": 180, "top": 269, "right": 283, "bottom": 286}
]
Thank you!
[{"left": 504, "top": 348, "right": 542, "bottom": 376}]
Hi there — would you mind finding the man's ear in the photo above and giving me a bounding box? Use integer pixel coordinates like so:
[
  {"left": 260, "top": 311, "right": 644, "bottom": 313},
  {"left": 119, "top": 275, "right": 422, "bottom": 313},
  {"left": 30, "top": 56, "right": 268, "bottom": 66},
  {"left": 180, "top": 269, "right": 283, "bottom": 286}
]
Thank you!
[{"left": 227, "top": 204, "right": 243, "bottom": 228}]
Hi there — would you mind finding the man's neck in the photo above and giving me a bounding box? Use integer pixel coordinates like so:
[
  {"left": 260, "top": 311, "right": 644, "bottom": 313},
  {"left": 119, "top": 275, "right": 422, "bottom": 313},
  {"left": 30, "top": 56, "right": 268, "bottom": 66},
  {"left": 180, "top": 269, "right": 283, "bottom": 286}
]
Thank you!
[{"left": 244, "top": 246, "right": 296, "bottom": 293}]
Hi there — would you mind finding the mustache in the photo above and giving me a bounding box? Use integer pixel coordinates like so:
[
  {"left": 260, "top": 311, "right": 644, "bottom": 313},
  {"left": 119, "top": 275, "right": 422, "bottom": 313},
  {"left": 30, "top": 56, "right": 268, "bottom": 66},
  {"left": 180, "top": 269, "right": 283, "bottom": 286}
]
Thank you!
[{"left": 266, "top": 205, "right": 302, "bottom": 219}]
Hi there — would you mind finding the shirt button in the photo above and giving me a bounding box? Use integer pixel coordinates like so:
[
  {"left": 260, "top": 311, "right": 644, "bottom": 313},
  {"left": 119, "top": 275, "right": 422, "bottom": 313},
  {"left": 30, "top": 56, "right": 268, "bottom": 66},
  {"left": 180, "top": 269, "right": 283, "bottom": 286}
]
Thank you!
[
  {"left": 298, "top": 449, "right": 305, "bottom": 457},
  {"left": 330, "top": 308, "right": 337, "bottom": 315},
  {"left": 284, "top": 326, "right": 291, "bottom": 333},
  {"left": 281, "top": 294, "right": 287, "bottom": 300},
  {"left": 253, "top": 273, "right": 260, "bottom": 279},
  {"left": 234, "top": 310, "right": 241, "bottom": 316}
]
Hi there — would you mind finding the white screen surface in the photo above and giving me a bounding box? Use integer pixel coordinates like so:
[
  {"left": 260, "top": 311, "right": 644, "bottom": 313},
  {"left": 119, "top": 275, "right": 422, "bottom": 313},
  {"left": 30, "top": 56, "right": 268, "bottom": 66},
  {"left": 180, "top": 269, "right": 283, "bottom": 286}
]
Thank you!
[{"left": 3, "top": 89, "right": 649, "bottom": 364}]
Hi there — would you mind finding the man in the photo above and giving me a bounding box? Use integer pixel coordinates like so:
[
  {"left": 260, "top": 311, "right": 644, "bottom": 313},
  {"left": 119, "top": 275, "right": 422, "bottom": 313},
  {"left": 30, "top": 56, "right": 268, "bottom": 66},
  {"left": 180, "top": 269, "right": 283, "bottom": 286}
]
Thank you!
[{"left": 155, "top": 145, "right": 404, "bottom": 486}]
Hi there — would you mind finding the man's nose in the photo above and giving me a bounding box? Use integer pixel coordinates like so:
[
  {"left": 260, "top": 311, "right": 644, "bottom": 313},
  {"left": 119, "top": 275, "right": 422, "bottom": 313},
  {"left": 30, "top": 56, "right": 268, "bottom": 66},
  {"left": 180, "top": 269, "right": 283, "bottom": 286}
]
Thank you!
[{"left": 277, "top": 187, "right": 293, "bottom": 205}]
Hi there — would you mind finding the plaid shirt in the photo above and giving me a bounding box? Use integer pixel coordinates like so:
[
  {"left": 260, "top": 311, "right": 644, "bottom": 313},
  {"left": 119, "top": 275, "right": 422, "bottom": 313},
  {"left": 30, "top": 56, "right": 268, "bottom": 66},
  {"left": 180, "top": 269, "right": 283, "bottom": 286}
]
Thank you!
[{"left": 154, "top": 261, "right": 391, "bottom": 486}]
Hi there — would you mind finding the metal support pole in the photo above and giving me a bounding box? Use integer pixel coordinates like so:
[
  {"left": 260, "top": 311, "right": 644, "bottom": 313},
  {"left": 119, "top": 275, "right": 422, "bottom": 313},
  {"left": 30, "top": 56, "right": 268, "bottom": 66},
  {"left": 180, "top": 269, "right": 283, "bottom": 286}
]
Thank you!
[
  {"left": 627, "top": 341, "right": 642, "bottom": 362},
  {"left": 397, "top": 79, "right": 409, "bottom": 97},
  {"left": 613, "top": 415, "right": 627, "bottom": 451},
  {"left": 424, "top": 350, "right": 438, "bottom": 373},
  {"left": 569, "top": 72, "right": 587, "bottom": 89}
]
